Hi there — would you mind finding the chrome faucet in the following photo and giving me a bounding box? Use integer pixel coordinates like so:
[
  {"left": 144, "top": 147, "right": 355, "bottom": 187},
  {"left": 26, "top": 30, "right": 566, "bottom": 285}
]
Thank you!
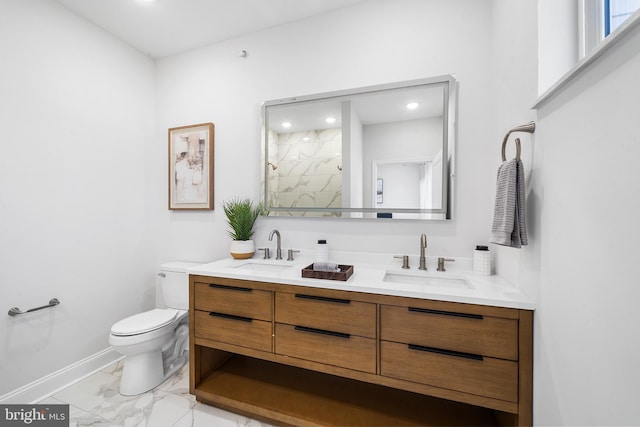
[
  {"left": 269, "top": 229, "right": 282, "bottom": 260},
  {"left": 419, "top": 233, "right": 427, "bottom": 270}
]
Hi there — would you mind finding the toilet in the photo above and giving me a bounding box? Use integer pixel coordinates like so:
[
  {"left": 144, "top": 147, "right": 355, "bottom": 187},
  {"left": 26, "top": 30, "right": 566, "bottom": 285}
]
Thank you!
[{"left": 109, "top": 261, "right": 200, "bottom": 396}]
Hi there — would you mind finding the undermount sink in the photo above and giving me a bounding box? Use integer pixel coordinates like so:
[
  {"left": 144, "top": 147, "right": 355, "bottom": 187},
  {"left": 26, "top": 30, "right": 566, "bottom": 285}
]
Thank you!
[
  {"left": 383, "top": 272, "right": 471, "bottom": 289},
  {"left": 233, "top": 262, "right": 293, "bottom": 272}
]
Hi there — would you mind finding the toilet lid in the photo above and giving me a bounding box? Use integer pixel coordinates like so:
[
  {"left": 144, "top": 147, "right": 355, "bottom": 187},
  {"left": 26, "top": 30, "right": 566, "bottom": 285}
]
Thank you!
[{"left": 111, "top": 309, "right": 178, "bottom": 336}]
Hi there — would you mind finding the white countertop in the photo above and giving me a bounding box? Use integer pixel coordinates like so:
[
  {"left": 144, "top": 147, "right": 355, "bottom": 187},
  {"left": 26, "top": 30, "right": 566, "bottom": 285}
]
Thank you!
[{"left": 188, "top": 251, "right": 535, "bottom": 310}]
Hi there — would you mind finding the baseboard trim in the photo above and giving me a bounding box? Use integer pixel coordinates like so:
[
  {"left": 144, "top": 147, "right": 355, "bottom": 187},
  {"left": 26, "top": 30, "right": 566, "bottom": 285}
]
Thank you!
[{"left": 0, "top": 347, "right": 123, "bottom": 404}]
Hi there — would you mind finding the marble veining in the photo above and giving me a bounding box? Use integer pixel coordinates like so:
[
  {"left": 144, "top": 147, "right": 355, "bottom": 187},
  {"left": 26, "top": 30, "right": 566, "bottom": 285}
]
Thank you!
[
  {"left": 38, "top": 360, "right": 273, "bottom": 427},
  {"left": 268, "top": 128, "right": 343, "bottom": 210}
]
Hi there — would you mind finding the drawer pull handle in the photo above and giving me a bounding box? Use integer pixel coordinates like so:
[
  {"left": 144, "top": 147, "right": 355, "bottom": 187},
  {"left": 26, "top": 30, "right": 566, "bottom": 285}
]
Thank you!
[
  {"left": 294, "top": 325, "right": 350, "bottom": 339},
  {"left": 209, "top": 312, "right": 252, "bottom": 323},
  {"left": 294, "top": 294, "right": 350, "bottom": 304},
  {"left": 408, "top": 344, "right": 484, "bottom": 361},
  {"left": 408, "top": 307, "right": 483, "bottom": 320},
  {"left": 209, "top": 283, "right": 252, "bottom": 292}
]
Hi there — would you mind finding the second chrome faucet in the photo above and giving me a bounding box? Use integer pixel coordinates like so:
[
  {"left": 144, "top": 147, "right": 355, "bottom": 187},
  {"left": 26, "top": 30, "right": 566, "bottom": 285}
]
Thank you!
[
  {"left": 394, "top": 233, "right": 428, "bottom": 269},
  {"left": 419, "top": 233, "right": 427, "bottom": 270}
]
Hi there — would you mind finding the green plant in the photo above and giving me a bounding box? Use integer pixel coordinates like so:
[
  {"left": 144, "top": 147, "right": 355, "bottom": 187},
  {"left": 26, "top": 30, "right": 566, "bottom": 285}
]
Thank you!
[{"left": 222, "top": 198, "right": 265, "bottom": 241}]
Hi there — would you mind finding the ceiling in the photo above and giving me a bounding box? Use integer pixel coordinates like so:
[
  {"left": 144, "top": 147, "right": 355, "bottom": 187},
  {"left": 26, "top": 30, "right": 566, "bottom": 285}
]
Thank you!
[
  {"left": 267, "top": 84, "right": 446, "bottom": 133},
  {"left": 54, "top": 0, "right": 364, "bottom": 58}
]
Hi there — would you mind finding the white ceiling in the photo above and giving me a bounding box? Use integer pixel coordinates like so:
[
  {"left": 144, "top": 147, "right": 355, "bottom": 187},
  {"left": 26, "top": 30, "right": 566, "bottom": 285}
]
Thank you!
[
  {"left": 267, "top": 84, "right": 445, "bottom": 133},
  {"left": 54, "top": 0, "right": 364, "bottom": 58}
]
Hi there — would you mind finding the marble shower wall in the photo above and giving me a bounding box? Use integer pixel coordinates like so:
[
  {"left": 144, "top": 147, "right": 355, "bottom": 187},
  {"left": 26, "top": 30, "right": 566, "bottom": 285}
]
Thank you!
[{"left": 269, "top": 128, "right": 342, "bottom": 216}]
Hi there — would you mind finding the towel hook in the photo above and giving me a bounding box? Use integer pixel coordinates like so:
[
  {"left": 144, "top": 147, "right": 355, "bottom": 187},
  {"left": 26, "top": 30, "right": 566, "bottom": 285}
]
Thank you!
[{"left": 501, "top": 121, "right": 535, "bottom": 162}]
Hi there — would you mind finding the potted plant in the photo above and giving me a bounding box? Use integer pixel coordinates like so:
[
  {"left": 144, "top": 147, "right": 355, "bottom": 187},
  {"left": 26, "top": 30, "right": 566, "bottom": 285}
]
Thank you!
[{"left": 222, "top": 197, "right": 265, "bottom": 259}]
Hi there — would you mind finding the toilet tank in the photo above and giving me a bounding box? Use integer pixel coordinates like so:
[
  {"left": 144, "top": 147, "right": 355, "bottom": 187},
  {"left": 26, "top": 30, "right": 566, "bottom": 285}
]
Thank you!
[{"left": 159, "top": 261, "right": 202, "bottom": 310}]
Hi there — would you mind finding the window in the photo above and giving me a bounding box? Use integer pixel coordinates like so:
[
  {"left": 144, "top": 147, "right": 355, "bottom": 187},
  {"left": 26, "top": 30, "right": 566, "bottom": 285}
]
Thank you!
[
  {"left": 580, "top": 0, "right": 640, "bottom": 56},
  {"left": 605, "top": 0, "right": 640, "bottom": 34}
]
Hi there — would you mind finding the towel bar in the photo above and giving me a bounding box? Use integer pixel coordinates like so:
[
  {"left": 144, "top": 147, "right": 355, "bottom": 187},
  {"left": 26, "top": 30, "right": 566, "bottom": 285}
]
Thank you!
[
  {"left": 501, "top": 121, "right": 535, "bottom": 161},
  {"left": 8, "top": 298, "right": 60, "bottom": 317}
]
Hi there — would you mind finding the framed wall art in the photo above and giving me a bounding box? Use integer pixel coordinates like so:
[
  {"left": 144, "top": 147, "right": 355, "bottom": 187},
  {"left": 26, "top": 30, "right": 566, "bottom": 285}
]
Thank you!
[
  {"left": 168, "top": 123, "right": 214, "bottom": 210},
  {"left": 376, "top": 178, "right": 383, "bottom": 204}
]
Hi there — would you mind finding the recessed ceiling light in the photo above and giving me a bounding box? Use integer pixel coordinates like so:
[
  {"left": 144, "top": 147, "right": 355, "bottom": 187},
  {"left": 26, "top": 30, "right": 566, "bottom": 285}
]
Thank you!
[
  {"left": 282, "top": 122, "right": 292, "bottom": 128},
  {"left": 325, "top": 117, "right": 336, "bottom": 124},
  {"left": 406, "top": 102, "right": 419, "bottom": 110}
]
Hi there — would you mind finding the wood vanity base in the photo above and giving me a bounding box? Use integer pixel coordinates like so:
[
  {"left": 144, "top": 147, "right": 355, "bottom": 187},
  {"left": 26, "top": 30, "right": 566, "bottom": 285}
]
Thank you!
[
  {"left": 190, "top": 275, "right": 533, "bottom": 426},
  {"left": 195, "top": 352, "right": 499, "bottom": 427}
]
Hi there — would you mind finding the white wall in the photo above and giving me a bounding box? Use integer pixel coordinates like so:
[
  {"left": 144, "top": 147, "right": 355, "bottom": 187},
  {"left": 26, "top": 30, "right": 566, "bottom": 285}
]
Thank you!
[
  {"left": 375, "top": 163, "right": 422, "bottom": 209},
  {"left": 493, "top": 1, "right": 640, "bottom": 425},
  {"left": 0, "top": 0, "right": 157, "bottom": 395},
  {"left": 155, "top": 0, "right": 494, "bottom": 263},
  {"left": 530, "top": 25, "right": 640, "bottom": 427},
  {"left": 538, "top": 0, "right": 579, "bottom": 94},
  {"left": 363, "top": 117, "right": 442, "bottom": 209},
  {"left": 490, "top": 3, "right": 539, "bottom": 282}
]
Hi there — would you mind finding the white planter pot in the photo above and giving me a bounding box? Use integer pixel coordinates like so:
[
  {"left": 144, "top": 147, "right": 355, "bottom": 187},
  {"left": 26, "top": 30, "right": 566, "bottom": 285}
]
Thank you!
[{"left": 230, "top": 240, "right": 255, "bottom": 259}]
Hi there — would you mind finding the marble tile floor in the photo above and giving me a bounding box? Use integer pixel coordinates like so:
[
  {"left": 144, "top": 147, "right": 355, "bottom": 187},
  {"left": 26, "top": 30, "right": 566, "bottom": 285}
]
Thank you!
[{"left": 38, "top": 359, "right": 274, "bottom": 427}]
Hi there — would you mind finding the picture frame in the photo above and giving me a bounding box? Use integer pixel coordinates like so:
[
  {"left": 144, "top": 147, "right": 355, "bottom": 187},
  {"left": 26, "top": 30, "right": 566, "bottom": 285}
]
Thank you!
[
  {"left": 376, "top": 178, "right": 383, "bottom": 204},
  {"left": 168, "top": 123, "right": 214, "bottom": 210}
]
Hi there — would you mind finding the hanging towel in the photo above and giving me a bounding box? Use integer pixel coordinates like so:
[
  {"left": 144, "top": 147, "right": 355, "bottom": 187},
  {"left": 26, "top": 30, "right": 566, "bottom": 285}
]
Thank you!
[{"left": 490, "top": 159, "right": 528, "bottom": 248}]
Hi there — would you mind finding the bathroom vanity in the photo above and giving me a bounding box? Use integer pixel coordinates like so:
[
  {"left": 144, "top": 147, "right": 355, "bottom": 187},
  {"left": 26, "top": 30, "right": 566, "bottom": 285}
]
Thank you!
[{"left": 188, "top": 256, "right": 534, "bottom": 426}]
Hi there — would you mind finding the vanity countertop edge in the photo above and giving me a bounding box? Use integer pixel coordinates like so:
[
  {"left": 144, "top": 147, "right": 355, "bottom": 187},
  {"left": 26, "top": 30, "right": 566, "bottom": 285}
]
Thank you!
[{"left": 188, "top": 253, "right": 535, "bottom": 311}]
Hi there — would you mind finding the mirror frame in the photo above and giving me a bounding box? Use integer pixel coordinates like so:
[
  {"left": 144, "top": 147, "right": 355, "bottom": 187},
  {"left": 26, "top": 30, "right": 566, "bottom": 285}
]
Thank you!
[{"left": 261, "top": 75, "right": 456, "bottom": 220}]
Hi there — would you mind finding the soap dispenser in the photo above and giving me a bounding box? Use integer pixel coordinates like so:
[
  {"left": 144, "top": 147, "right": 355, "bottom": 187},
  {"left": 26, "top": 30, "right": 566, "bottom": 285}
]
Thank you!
[{"left": 316, "top": 240, "right": 329, "bottom": 263}]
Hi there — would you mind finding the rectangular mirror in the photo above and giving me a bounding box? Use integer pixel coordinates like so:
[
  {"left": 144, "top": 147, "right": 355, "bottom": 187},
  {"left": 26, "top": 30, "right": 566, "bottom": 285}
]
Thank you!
[{"left": 261, "top": 75, "right": 456, "bottom": 219}]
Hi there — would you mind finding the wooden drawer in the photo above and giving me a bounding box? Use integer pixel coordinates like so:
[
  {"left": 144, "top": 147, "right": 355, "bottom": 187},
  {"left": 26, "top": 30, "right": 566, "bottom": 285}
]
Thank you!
[
  {"left": 275, "top": 323, "right": 376, "bottom": 373},
  {"left": 276, "top": 292, "right": 376, "bottom": 338},
  {"left": 194, "top": 282, "right": 272, "bottom": 321},
  {"left": 381, "top": 341, "right": 518, "bottom": 402},
  {"left": 194, "top": 310, "right": 272, "bottom": 352},
  {"left": 381, "top": 304, "right": 518, "bottom": 360}
]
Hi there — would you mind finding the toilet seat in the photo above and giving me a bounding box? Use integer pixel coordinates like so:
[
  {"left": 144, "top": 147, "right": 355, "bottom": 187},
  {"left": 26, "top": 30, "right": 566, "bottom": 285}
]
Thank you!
[{"left": 111, "top": 308, "right": 179, "bottom": 336}]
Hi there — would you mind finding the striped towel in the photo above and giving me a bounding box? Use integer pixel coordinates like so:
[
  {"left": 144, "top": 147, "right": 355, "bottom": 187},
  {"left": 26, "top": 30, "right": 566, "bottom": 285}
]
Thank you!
[{"left": 490, "top": 159, "right": 527, "bottom": 248}]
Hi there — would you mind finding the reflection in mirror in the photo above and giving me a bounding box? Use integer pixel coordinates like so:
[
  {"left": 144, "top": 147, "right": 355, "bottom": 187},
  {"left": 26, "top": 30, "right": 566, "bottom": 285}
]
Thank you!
[{"left": 261, "top": 75, "right": 456, "bottom": 220}]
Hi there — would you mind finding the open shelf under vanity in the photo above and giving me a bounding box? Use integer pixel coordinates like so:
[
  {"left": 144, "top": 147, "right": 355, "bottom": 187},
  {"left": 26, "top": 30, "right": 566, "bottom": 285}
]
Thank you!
[{"left": 194, "top": 353, "right": 500, "bottom": 427}]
